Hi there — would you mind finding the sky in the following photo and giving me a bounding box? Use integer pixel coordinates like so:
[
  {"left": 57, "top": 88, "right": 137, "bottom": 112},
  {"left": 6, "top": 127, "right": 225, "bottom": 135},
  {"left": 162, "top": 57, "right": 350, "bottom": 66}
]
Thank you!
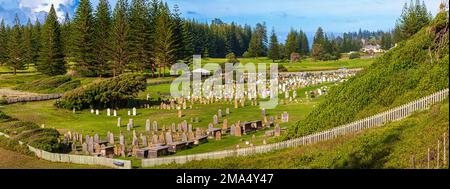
[{"left": 0, "top": 0, "right": 444, "bottom": 41}]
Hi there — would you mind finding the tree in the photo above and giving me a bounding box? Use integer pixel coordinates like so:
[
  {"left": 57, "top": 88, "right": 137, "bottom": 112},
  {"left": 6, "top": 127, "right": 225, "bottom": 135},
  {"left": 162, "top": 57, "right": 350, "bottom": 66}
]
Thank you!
[
  {"left": 285, "top": 29, "right": 298, "bottom": 59},
  {"left": 268, "top": 28, "right": 280, "bottom": 62},
  {"left": 129, "top": 0, "right": 151, "bottom": 72},
  {"left": 152, "top": 2, "right": 176, "bottom": 77},
  {"left": 0, "top": 19, "right": 7, "bottom": 65},
  {"left": 6, "top": 15, "right": 25, "bottom": 75},
  {"left": 380, "top": 32, "right": 393, "bottom": 50},
  {"left": 22, "top": 19, "right": 34, "bottom": 68},
  {"left": 110, "top": 0, "right": 130, "bottom": 77},
  {"left": 298, "top": 30, "right": 309, "bottom": 55},
  {"left": 61, "top": 12, "right": 73, "bottom": 59},
  {"left": 395, "top": 0, "right": 432, "bottom": 41},
  {"left": 72, "top": 0, "right": 97, "bottom": 76},
  {"left": 38, "top": 4, "right": 66, "bottom": 76},
  {"left": 32, "top": 19, "right": 42, "bottom": 63},
  {"left": 311, "top": 27, "right": 326, "bottom": 60},
  {"left": 247, "top": 23, "right": 267, "bottom": 58},
  {"left": 94, "top": 0, "right": 112, "bottom": 77}
]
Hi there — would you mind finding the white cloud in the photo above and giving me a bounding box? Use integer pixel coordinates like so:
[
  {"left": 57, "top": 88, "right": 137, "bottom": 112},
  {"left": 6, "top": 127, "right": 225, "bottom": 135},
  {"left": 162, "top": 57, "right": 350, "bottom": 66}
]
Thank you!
[{"left": 0, "top": 0, "right": 76, "bottom": 24}]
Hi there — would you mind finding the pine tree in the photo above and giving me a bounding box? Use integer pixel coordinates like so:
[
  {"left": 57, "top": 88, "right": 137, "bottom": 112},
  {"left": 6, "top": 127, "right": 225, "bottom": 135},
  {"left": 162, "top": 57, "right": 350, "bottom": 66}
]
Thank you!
[
  {"left": 110, "top": 0, "right": 130, "bottom": 77},
  {"left": 298, "top": 30, "right": 309, "bottom": 55},
  {"left": 72, "top": 0, "right": 97, "bottom": 76},
  {"left": 285, "top": 29, "right": 299, "bottom": 58},
  {"left": 61, "top": 12, "right": 73, "bottom": 59},
  {"left": 32, "top": 19, "right": 42, "bottom": 63},
  {"left": 94, "top": 0, "right": 112, "bottom": 77},
  {"left": 396, "top": 0, "right": 432, "bottom": 41},
  {"left": 152, "top": 2, "right": 176, "bottom": 77},
  {"left": 38, "top": 4, "right": 66, "bottom": 76},
  {"left": 247, "top": 23, "right": 267, "bottom": 58},
  {"left": 311, "top": 27, "right": 326, "bottom": 60},
  {"left": 268, "top": 28, "right": 280, "bottom": 62},
  {"left": 0, "top": 19, "right": 7, "bottom": 65},
  {"left": 6, "top": 15, "right": 25, "bottom": 75},
  {"left": 129, "top": 0, "right": 151, "bottom": 72},
  {"left": 22, "top": 19, "right": 34, "bottom": 68},
  {"left": 171, "top": 4, "right": 188, "bottom": 62}
]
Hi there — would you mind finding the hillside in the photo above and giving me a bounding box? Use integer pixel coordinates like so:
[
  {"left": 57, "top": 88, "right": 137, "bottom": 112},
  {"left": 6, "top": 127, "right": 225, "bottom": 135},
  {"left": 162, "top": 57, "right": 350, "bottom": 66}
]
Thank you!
[
  {"left": 151, "top": 100, "right": 448, "bottom": 169},
  {"left": 288, "top": 12, "right": 449, "bottom": 138}
]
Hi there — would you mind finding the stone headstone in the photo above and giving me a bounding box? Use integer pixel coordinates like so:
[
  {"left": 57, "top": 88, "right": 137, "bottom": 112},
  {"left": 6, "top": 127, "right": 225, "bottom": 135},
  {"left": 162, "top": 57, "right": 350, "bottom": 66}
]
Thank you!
[
  {"left": 93, "top": 134, "right": 99, "bottom": 144},
  {"left": 274, "top": 124, "right": 281, "bottom": 137},
  {"left": 107, "top": 108, "right": 111, "bottom": 116},
  {"left": 146, "top": 119, "right": 151, "bottom": 131},
  {"left": 218, "top": 109, "right": 222, "bottom": 117},
  {"left": 132, "top": 107, "right": 137, "bottom": 116},
  {"left": 181, "top": 132, "right": 188, "bottom": 142},
  {"left": 109, "top": 133, "right": 115, "bottom": 144},
  {"left": 235, "top": 124, "right": 242, "bottom": 137},
  {"left": 90, "top": 109, "right": 94, "bottom": 114},
  {"left": 95, "top": 109, "right": 99, "bottom": 115},
  {"left": 230, "top": 124, "right": 236, "bottom": 136},
  {"left": 178, "top": 110, "right": 182, "bottom": 118},
  {"left": 117, "top": 117, "right": 121, "bottom": 127},
  {"left": 188, "top": 124, "right": 193, "bottom": 132},
  {"left": 119, "top": 134, "right": 125, "bottom": 145},
  {"left": 153, "top": 121, "right": 158, "bottom": 131},
  {"left": 128, "top": 110, "right": 131, "bottom": 116},
  {"left": 113, "top": 109, "right": 117, "bottom": 116},
  {"left": 152, "top": 135, "right": 158, "bottom": 144},
  {"left": 165, "top": 132, "right": 173, "bottom": 144},
  {"left": 213, "top": 115, "right": 218, "bottom": 125},
  {"left": 261, "top": 108, "right": 266, "bottom": 116},
  {"left": 215, "top": 131, "right": 222, "bottom": 140},
  {"left": 82, "top": 143, "right": 88, "bottom": 153},
  {"left": 226, "top": 107, "right": 230, "bottom": 115}
]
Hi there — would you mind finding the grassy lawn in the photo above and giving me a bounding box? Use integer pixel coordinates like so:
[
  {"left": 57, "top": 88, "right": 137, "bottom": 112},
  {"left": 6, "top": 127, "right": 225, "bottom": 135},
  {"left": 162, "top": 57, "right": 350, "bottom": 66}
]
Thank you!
[{"left": 202, "top": 57, "right": 374, "bottom": 72}]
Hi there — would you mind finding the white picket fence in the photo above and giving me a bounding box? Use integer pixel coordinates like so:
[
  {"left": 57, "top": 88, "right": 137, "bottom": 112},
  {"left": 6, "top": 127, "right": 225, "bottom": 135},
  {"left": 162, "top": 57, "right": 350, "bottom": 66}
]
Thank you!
[
  {"left": 5, "top": 93, "right": 63, "bottom": 104},
  {"left": 27, "top": 145, "right": 132, "bottom": 169},
  {"left": 141, "top": 88, "right": 449, "bottom": 167}
]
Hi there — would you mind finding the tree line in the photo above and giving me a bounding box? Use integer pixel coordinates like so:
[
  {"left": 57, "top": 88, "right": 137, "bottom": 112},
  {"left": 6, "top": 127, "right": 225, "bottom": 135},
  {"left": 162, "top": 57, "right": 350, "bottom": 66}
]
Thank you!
[{"left": 0, "top": 0, "right": 432, "bottom": 76}]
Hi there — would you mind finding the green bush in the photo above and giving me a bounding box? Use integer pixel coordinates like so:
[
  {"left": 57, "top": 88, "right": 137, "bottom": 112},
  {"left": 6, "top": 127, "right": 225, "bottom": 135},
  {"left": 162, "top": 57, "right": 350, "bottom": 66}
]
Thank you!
[
  {"left": 287, "top": 12, "right": 449, "bottom": 138},
  {"left": 56, "top": 74, "right": 147, "bottom": 109},
  {"left": 14, "top": 75, "right": 81, "bottom": 93},
  {"left": 349, "top": 52, "right": 361, "bottom": 59}
]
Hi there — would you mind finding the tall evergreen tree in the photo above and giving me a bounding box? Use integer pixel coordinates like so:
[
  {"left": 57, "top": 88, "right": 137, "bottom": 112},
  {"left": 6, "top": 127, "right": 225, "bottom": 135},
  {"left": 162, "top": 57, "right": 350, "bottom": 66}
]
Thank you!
[
  {"left": 61, "top": 12, "right": 73, "bottom": 59},
  {"left": 38, "top": 4, "right": 66, "bottom": 76},
  {"left": 94, "top": 0, "right": 112, "bottom": 77},
  {"left": 0, "top": 19, "right": 7, "bottom": 65},
  {"left": 129, "top": 0, "right": 151, "bottom": 72},
  {"left": 110, "top": 0, "right": 130, "bottom": 77},
  {"left": 284, "top": 29, "right": 299, "bottom": 58},
  {"left": 171, "top": 4, "right": 188, "bottom": 61},
  {"left": 6, "top": 15, "right": 25, "bottom": 75},
  {"left": 268, "top": 28, "right": 280, "bottom": 62},
  {"left": 396, "top": 0, "right": 432, "bottom": 41},
  {"left": 22, "top": 19, "right": 34, "bottom": 68},
  {"left": 72, "top": 0, "right": 97, "bottom": 76},
  {"left": 247, "top": 23, "right": 267, "bottom": 58},
  {"left": 152, "top": 2, "right": 176, "bottom": 77},
  {"left": 31, "top": 19, "right": 42, "bottom": 63}
]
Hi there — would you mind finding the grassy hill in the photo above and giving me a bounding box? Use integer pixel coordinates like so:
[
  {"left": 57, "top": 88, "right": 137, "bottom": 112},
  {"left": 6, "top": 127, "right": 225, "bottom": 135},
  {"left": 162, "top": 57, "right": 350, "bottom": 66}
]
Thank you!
[
  {"left": 151, "top": 100, "right": 448, "bottom": 169},
  {"left": 287, "top": 12, "right": 449, "bottom": 138}
]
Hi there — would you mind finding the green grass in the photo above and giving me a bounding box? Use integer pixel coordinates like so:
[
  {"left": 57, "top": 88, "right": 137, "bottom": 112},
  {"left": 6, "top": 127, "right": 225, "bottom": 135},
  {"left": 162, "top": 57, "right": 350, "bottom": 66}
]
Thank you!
[
  {"left": 149, "top": 100, "right": 449, "bottom": 169},
  {"left": 202, "top": 57, "right": 373, "bottom": 72}
]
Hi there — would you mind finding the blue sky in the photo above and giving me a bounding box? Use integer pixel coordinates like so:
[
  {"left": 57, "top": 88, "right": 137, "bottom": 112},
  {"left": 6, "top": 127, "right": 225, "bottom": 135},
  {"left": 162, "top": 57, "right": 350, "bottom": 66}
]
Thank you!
[{"left": 0, "top": 0, "right": 443, "bottom": 41}]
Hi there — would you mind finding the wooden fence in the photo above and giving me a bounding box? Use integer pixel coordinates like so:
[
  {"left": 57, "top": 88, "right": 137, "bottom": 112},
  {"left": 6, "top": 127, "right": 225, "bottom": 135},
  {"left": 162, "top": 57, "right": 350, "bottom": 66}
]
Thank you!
[
  {"left": 142, "top": 88, "right": 449, "bottom": 167},
  {"left": 5, "top": 93, "right": 63, "bottom": 104},
  {"left": 27, "top": 145, "right": 132, "bottom": 169}
]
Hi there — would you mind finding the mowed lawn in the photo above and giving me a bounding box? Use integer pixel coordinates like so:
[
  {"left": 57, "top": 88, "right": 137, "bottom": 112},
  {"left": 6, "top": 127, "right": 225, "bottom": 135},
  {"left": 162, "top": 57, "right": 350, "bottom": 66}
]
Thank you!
[
  {"left": 0, "top": 147, "right": 107, "bottom": 169},
  {"left": 202, "top": 57, "right": 374, "bottom": 72}
]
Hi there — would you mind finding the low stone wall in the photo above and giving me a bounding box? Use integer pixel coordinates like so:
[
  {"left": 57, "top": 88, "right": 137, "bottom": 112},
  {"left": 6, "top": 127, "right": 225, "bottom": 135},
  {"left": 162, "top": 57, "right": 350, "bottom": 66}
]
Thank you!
[{"left": 5, "top": 93, "right": 63, "bottom": 104}]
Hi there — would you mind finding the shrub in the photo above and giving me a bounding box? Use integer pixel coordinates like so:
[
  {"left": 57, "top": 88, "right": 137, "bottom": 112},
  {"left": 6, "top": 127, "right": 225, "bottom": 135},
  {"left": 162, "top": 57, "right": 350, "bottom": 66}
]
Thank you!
[
  {"left": 56, "top": 74, "right": 147, "bottom": 109},
  {"left": 242, "top": 51, "right": 251, "bottom": 58},
  {"left": 349, "top": 52, "right": 361, "bottom": 59},
  {"left": 226, "top": 52, "right": 239, "bottom": 63}
]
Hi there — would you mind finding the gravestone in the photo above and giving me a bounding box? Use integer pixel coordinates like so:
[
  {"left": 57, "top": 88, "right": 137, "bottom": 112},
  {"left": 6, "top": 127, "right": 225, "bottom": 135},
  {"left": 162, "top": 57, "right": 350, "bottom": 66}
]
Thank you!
[
  {"left": 261, "top": 108, "right": 266, "bottom": 116},
  {"left": 178, "top": 110, "right": 182, "bottom": 118},
  {"left": 188, "top": 124, "right": 192, "bottom": 132},
  {"left": 195, "top": 128, "right": 202, "bottom": 138},
  {"left": 146, "top": 119, "right": 151, "bottom": 131},
  {"left": 128, "top": 110, "right": 131, "bottom": 116},
  {"left": 113, "top": 109, "right": 117, "bottom": 116},
  {"left": 230, "top": 124, "right": 236, "bottom": 136},
  {"left": 82, "top": 143, "right": 88, "bottom": 153},
  {"left": 208, "top": 123, "right": 214, "bottom": 133},
  {"left": 274, "top": 124, "right": 281, "bottom": 137},
  {"left": 90, "top": 109, "right": 94, "bottom": 114},
  {"left": 165, "top": 132, "right": 173, "bottom": 144},
  {"left": 73, "top": 108, "right": 76, "bottom": 114},
  {"left": 226, "top": 107, "right": 230, "bottom": 115},
  {"left": 132, "top": 107, "right": 137, "bottom": 116},
  {"left": 153, "top": 121, "right": 158, "bottom": 131},
  {"left": 94, "top": 134, "right": 99, "bottom": 144},
  {"left": 119, "top": 134, "right": 125, "bottom": 145},
  {"left": 129, "top": 119, "right": 134, "bottom": 128},
  {"left": 235, "top": 124, "right": 242, "bottom": 137},
  {"left": 107, "top": 108, "right": 111, "bottom": 116},
  {"left": 171, "top": 123, "right": 176, "bottom": 132},
  {"left": 213, "top": 115, "right": 218, "bottom": 125},
  {"left": 215, "top": 131, "right": 222, "bottom": 140},
  {"left": 222, "top": 119, "right": 228, "bottom": 131},
  {"left": 117, "top": 117, "right": 121, "bottom": 127},
  {"left": 181, "top": 132, "right": 188, "bottom": 142},
  {"left": 218, "top": 109, "right": 222, "bottom": 117},
  {"left": 152, "top": 135, "right": 158, "bottom": 144},
  {"left": 109, "top": 133, "right": 115, "bottom": 144},
  {"left": 177, "top": 123, "right": 182, "bottom": 132},
  {"left": 95, "top": 109, "right": 99, "bottom": 115}
]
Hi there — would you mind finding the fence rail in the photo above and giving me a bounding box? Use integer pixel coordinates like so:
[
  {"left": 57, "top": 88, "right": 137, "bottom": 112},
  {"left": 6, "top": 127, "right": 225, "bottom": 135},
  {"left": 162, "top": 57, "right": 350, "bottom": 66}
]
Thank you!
[
  {"left": 5, "top": 93, "right": 63, "bottom": 104},
  {"left": 142, "top": 88, "right": 449, "bottom": 167},
  {"left": 27, "top": 145, "right": 132, "bottom": 169}
]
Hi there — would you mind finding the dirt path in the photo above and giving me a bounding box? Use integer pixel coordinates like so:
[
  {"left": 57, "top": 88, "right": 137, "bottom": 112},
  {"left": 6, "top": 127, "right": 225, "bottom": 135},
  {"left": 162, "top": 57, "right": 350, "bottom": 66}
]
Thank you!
[{"left": 0, "top": 88, "right": 43, "bottom": 98}]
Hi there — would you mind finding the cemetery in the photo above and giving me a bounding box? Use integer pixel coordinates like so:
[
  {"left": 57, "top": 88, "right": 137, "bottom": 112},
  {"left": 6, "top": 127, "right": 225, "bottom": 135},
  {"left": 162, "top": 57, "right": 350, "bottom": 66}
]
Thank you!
[{"left": 1, "top": 68, "right": 359, "bottom": 162}]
